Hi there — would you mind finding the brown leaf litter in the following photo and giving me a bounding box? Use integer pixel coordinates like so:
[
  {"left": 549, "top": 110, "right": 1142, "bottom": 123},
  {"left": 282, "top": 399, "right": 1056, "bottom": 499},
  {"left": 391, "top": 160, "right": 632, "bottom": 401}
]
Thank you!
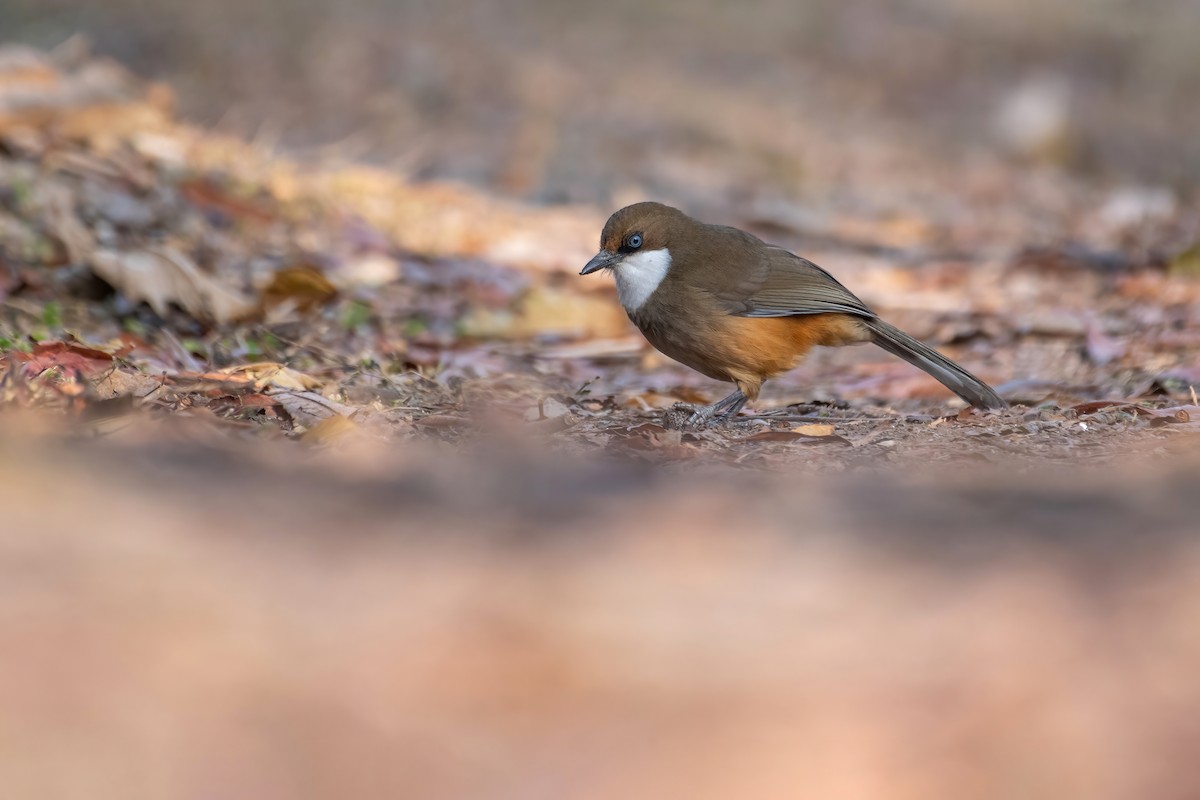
[{"left": 0, "top": 44, "right": 1198, "bottom": 470}]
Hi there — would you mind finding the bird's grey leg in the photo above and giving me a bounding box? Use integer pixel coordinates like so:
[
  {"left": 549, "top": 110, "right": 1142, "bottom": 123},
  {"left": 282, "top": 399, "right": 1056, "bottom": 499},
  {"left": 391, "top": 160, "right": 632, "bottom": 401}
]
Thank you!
[{"left": 685, "top": 389, "right": 748, "bottom": 427}]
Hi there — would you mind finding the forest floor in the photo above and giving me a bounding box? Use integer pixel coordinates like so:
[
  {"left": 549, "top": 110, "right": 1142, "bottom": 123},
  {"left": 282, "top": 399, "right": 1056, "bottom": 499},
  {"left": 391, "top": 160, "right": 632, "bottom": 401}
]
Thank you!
[{"left": 1, "top": 45, "right": 1198, "bottom": 474}]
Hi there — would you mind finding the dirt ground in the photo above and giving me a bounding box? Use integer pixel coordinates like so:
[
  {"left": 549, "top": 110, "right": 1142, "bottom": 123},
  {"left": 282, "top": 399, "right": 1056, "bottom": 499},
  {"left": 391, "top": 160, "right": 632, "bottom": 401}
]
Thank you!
[{"left": 1, "top": 3, "right": 1199, "bottom": 797}]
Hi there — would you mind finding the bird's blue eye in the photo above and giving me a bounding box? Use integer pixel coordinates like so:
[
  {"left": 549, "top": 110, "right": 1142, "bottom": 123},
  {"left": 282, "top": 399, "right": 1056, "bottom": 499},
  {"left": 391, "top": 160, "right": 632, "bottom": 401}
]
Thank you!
[{"left": 627, "top": 234, "right": 643, "bottom": 249}]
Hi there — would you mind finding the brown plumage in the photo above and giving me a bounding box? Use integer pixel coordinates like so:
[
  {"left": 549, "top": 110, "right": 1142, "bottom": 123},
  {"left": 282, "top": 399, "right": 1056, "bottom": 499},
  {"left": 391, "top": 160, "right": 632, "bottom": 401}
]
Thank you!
[{"left": 581, "top": 202, "right": 1006, "bottom": 424}]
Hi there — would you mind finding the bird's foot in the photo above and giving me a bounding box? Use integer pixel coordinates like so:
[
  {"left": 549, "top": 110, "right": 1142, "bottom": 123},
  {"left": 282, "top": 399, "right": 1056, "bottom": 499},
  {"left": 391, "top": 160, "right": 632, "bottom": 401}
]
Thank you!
[{"left": 665, "top": 390, "right": 749, "bottom": 430}]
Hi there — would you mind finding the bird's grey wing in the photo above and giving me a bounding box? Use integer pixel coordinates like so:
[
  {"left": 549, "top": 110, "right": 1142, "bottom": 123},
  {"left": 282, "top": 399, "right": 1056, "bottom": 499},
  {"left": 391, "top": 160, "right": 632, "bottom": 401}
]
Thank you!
[{"left": 716, "top": 246, "right": 876, "bottom": 319}]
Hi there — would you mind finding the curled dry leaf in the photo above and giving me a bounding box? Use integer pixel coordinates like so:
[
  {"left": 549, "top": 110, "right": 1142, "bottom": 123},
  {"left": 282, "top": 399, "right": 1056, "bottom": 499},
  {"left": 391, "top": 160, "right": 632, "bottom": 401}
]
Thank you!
[
  {"left": 90, "top": 247, "right": 255, "bottom": 325},
  {"left": 218, "top": 363, "right": 323, "bottom": 392},
  {"left": 260, "top": 265, "right": 338, "bottom": 312}
]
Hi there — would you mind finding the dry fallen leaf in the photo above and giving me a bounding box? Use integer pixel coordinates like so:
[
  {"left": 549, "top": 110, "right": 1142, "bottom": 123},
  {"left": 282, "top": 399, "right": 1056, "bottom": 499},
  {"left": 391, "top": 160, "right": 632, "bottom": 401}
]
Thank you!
[
  {"left": 273, "top": 390, "right": 354, "bottom": 427},
  {"left": 17, "top": 341, "right": 113, "bottom": 377},
  {"left": 218, "top": 363, "right": 323, "bottom": 392},
  {"left": 260, "top": 265, "right": 338, "bottom": 313},
  {"left": 90, "top": 247, "right": 256, "bottom": 325},
  {"left": 793, "top": 423, "right": 836, "bottom": 437}
]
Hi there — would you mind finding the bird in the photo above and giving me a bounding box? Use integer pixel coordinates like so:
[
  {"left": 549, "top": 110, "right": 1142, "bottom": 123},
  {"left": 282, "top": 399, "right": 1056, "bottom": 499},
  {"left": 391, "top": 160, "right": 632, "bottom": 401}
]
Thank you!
[{"left": 580, "top": 202, "right": 1006, "bottom": 426}]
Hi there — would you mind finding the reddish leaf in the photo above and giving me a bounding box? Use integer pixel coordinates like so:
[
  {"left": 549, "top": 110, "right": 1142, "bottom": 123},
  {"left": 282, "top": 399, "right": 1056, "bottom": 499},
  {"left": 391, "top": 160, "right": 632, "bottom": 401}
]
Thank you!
[{"left": 18, "top": 341, "right": 114, "bottom": 378}]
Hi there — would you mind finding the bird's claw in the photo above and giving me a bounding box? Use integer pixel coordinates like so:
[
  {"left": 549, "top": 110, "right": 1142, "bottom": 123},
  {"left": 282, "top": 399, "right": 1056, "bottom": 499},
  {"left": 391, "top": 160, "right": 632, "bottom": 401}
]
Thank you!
[{"left": 664, "top": 392, "right": 748, "bottom": 430}]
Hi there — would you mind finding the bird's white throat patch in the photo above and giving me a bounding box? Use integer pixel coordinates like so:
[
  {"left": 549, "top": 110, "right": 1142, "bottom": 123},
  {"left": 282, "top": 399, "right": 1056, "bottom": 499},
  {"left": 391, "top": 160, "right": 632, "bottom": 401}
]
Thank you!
[{"left": 613, "top": 248, "right": 671, "bottom": 312}]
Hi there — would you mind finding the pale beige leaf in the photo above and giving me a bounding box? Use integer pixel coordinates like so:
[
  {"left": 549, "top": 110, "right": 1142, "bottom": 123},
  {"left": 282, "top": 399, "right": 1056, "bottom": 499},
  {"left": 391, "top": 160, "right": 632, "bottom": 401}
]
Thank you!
[
  {"left": 90, "top": 246, "right": 255, "bottom": 325},
  {"left": 793, "top": 423, "right": 836, "bottom": 437},
  {"left": 218, "top": 363, "right": 322, "bottom": 392}
]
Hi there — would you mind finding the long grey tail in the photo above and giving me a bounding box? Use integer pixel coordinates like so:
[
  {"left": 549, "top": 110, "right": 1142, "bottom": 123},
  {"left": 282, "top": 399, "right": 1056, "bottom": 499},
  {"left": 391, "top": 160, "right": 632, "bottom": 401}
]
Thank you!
[{"left": 864, "top": 318, "right": 1007, "bottom": 410}]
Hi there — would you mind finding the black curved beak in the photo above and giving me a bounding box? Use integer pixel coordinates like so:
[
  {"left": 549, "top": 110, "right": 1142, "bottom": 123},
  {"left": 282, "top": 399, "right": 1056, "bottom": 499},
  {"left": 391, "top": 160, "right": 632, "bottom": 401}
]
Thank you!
[{"left": 580, "top": 250, "right": 619, "bottom": 276}]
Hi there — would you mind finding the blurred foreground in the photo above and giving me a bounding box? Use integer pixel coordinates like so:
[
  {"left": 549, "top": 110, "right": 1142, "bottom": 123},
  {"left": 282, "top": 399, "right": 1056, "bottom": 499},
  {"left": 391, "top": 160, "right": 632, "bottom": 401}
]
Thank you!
[{"left": 3, "top": 415, "right": 1200, "bottom": 799}]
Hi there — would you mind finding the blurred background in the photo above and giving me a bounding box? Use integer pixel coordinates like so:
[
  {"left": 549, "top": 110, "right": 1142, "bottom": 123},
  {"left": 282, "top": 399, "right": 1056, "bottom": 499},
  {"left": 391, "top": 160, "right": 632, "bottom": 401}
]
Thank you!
[
  {"left": 2, "top": 2, "right": 1200, "bottom": 798},
  {"left": 7, "top": 0, "right": 1200, "bottom": 201}
]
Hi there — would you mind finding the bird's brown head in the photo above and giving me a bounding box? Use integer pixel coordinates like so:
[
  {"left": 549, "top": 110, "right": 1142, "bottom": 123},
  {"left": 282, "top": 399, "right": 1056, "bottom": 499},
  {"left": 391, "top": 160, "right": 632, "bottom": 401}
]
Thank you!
[
  {"left": 580, "top": 202, "right": 694, "bottom": 312},
  {"left": 581, "top": 202, "right": 686, "bottom": 274}
]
